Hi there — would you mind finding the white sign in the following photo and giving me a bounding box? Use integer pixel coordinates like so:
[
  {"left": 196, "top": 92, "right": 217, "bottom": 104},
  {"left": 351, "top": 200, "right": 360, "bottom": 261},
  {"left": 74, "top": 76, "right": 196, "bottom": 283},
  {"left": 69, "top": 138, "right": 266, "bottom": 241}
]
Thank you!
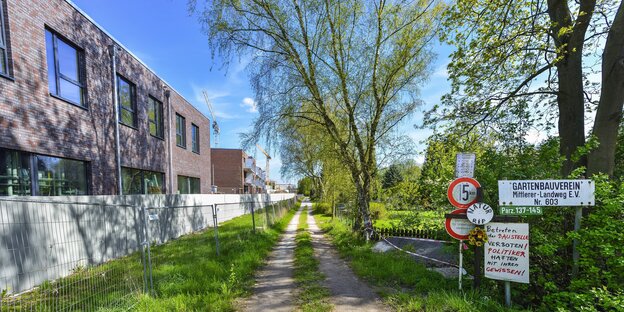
[
  {"left": 485, "top": 223, "right": 529, "bottom": 284},
  {"left": 455, "top": 153, "right": 476, "bottom": 178},
  {"left": 498, "top": 180, "right": 595, "bottom": 206},
  {"left": 447, "top": 177, "right": 481, "bottom": 209},
  {"left": 467, "top": 203, "right": 493, "bottom": 225},
  {"left": 148, "top": 213, "right": 159, "bottom": 221},
  {"left": 445, "top": 209, "right": 475, "bottom": 240}
]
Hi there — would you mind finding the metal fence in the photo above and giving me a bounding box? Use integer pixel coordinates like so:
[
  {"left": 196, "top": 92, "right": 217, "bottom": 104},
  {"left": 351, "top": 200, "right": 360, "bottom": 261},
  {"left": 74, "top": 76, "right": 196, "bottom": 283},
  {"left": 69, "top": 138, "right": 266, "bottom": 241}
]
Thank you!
[{"left": 0, "top": 196, "right": 295, "bottom": 311}]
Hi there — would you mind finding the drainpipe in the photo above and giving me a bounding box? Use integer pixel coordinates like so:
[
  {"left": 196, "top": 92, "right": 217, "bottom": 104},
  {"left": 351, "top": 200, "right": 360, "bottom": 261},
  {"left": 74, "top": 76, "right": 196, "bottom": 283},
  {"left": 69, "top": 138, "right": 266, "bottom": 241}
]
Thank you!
[
  {"left": 164, "top": 88, "right": 173, "bottom": 194},
  {"left": 110, "top": 45, "right": 123, "bottom": 195}
]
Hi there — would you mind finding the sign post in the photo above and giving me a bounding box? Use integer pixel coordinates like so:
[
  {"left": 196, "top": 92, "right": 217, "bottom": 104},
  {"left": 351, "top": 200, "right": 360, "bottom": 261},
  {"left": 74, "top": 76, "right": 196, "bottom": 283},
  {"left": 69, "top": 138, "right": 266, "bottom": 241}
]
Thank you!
[
  {"left": 499, "top": 179, "right": 595, "bottom": 276},
  {"left": 459, "top": 240, "right": 463, "bottom": 290}
]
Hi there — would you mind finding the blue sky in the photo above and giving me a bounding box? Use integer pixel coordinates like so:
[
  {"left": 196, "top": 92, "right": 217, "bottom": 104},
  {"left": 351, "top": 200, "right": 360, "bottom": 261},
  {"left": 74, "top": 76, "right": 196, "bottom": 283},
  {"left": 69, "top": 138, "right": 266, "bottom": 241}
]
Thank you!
[{"left": 71, "top": 0, "right": 452, "bottom": 184}]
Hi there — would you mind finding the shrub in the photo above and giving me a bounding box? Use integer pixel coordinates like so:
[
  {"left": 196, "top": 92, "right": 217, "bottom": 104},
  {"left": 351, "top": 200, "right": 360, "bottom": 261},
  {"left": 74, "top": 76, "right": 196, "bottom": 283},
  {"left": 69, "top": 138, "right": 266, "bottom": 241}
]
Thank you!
[{"left": 369, "top": 202, "right": 387, "bottom": 220}]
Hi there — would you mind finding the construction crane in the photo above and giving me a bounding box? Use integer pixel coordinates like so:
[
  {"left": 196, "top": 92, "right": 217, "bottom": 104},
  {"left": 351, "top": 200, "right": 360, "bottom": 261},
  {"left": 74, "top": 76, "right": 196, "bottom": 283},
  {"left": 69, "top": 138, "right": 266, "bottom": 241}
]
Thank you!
[
  {"left": 202, "top": 90, "right": 220, "bottom": 147},
  {"left": 256, "top": 144, "right": 271, "bottom": 184}
]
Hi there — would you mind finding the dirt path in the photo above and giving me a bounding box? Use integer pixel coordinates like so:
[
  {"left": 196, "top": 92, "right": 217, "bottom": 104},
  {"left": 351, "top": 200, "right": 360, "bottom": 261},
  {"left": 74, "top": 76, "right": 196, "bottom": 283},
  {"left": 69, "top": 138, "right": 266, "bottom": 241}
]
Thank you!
[
  {"left": 305, "top": 203, "right": 389, "bottom": 312},
  {"left": 241, "top": 206, "right": 303, "bottom": 312}
]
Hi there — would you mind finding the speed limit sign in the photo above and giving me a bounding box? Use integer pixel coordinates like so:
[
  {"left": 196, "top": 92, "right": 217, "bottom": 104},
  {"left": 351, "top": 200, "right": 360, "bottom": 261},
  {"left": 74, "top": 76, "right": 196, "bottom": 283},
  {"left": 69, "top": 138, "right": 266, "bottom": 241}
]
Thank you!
[{"left": 447, "top": 177, "right": 481, "bottom": 209}]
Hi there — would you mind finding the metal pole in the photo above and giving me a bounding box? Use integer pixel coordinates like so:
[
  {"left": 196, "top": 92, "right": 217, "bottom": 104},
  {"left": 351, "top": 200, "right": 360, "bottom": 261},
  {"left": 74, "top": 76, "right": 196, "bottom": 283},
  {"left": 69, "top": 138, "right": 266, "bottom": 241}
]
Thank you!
[
  {"left": 142, "top": 206, "right": 154, "bottom": 295},
  {"left": 110, "top": 45, "right": 123, "bottom": 194},
  {"left": 138, "top": 207, "right": 149, "bottom": 294},
  {"left": 505, "top": 281, "right": 511, "bottom": 307},
  {"left": 459, "top": 240, "right": 463, "bottom": 290},
  {"left": 572, "top": 206, "right": 583, "bottom": 276},
  {"left": 212, "top": 205, "right": 220, "bottom": 256},
  {"left": 251, "top": 201, "right": 256, "bottom": 233}
]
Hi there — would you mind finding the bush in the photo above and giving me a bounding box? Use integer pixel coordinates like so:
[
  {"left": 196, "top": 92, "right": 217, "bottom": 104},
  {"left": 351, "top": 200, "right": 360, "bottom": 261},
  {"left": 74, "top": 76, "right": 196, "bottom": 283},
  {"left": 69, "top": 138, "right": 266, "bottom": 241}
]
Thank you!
[
  {"left": 312, "top": 202, "right": 332, "bottom": 215},
  {"left": 369, "top": 202, "right": 387, "bottom": 220}
]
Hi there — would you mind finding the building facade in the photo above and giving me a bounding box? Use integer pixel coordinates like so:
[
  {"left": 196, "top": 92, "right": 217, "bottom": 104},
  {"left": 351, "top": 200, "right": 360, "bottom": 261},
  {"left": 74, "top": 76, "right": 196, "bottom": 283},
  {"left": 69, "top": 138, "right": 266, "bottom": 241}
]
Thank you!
[
  {"left": 0, "top": 0, "right": 211, "bottom": 196},
  {"left": 211, "top": 148, "right": 266, "bottom": 194}
]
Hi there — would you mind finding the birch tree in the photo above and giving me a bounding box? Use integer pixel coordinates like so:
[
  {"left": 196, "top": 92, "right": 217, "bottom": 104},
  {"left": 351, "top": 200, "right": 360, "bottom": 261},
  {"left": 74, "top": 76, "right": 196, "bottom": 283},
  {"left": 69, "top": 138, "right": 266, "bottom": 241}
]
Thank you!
[{"left": 193, "top": 0, "right": 444, "bottom": 235}]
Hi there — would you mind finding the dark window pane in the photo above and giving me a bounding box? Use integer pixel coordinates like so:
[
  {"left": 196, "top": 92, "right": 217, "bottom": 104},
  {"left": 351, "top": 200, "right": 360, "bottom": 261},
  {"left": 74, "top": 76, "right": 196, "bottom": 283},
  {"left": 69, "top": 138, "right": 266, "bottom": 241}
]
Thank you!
[
  {"left": 36, "top": 155, "right": 87, "bottom": 196},
  {"left": 0, "top": 149, "right": 31, "bottom": 196},
  {"left": 149, "top": 97, "right": 164, "bottom": 138},
  {"left": 57, "top": 39, "right": 79, "bottom": 81},
  {"left": 117, "top": 76, "right": 136, "bottom": 126},
  {"left": 45, "top": 31, "right": 57, "bottom": 94},
  {"left": 144, "top": 171, "right": 164, "bottom": 194},
  {"left": 59, "top": 79, "right": 82, "bottom": 104},
  {"left": 191, "top": 125, "right": 199, "bottom": 153},
  {"left": 0, "top": 48, "right": 6, "bottom": 75},
  {"left": 177, "top": 176, "right": 189, "bottom": 194},
  {"left": 121, "top": 167, "right": 143, "bottom": 195},
  {"left": 176, "top": 114, "right": 185, "bottom": 147},
  {"left": 190, "top": 177, "right": 200, "bottom": 194},
  {"left": 121, "top": 109, "right": 135, "bottom": 126}
]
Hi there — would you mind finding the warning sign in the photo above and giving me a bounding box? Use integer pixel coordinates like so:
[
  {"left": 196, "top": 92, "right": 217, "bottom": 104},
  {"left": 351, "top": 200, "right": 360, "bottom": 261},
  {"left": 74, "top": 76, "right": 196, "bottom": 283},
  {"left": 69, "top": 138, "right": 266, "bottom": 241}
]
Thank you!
[{"left": 484, "top": 223, "right": 529, "bottom": 284}]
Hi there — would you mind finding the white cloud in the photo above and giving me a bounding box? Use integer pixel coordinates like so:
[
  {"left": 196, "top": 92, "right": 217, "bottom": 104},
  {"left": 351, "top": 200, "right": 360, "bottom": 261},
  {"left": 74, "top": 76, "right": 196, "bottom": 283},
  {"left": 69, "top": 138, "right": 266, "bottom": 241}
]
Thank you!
[
  {"left": 432, "top": 61, "right": 449, "bottom": 79},
  {"left": 241, "top": 97, "right": 258, "bottom": 113}
]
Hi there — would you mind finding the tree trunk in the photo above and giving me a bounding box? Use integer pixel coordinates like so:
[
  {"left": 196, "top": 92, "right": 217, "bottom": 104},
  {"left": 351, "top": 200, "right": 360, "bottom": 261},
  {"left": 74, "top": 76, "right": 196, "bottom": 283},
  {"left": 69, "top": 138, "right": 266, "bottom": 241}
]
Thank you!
[
  {"left": 556, "top": 53, "right": 587, "bottom": 176},
  {"left": 588, "top": 1, "right": 624, "bottom": 176}
]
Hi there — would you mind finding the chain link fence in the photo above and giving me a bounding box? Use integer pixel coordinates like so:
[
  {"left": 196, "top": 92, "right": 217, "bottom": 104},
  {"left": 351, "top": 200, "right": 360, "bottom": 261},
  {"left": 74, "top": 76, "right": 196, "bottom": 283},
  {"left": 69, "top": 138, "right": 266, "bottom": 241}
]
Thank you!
[{"left": 0, "top": 196, "right": 295, "bottom": 311}]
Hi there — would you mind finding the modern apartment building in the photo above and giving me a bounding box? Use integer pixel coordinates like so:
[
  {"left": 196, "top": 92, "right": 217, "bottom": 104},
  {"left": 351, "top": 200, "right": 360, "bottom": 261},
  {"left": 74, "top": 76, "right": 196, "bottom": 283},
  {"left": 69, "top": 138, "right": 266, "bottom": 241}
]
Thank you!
[
  {"left": 211, "top": 148, "right": 266, "bottom": 194},
  {"left": 0, "top": 0, "right": 211, "bottom": 196}
]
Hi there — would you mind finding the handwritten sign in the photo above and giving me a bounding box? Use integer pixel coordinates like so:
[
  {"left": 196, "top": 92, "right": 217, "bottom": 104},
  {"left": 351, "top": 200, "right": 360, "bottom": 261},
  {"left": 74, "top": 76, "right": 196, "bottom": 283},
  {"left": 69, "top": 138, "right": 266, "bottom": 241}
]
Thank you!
[
  {"left": 484, "top": 223, "right": 529, "bottom": 284},
  {"left": 455, "top": 153, "right": 476, "bottom": 178},
  {"left": 498, "top": 180, "right": 595, "bottom": 206}
]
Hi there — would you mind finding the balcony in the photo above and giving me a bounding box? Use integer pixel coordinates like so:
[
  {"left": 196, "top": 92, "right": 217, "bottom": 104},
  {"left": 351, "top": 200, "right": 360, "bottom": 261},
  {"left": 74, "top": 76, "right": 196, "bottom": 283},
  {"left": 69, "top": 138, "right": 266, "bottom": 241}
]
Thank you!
[{"left": 244, "top": 158, "right": 255, "bottom": 172}]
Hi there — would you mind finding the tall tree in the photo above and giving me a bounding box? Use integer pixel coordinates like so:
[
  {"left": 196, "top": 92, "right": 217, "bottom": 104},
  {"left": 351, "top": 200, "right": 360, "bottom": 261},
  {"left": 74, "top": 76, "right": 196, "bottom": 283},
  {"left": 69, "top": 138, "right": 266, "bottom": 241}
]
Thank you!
[
  {"left": 425, "top": 0, "right": 623, "bottom": 176},
  {"left": 193, "top": 0, "right": 444, "bottom": 236}
]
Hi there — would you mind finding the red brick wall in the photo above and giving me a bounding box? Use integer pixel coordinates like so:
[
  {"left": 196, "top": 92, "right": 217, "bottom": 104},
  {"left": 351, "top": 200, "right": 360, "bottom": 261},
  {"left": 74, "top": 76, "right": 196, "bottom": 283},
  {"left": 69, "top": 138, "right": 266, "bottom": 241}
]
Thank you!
[
  {"left": 0, "top": 0, "right": 211, "bottom": 195},
  {"left": 211, "top": 149, "right": 244, "bottom": 194}
]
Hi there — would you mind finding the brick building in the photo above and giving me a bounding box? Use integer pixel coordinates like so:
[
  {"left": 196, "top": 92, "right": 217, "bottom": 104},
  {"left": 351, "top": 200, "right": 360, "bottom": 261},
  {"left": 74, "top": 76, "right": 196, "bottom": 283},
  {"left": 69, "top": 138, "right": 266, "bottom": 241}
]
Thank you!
[
  {"left": 211, "top": 148, "right": 266, "bottom": 194},
  {"left": 0, "top": 0, "right": 211, "bottom": 196}
]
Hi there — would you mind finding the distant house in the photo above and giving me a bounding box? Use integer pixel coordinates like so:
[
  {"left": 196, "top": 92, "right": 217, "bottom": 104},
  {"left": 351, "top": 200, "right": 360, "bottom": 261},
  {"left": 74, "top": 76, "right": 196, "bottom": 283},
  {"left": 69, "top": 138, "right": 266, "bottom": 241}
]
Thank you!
[{"left": 211, "top": 148, "right": 267, "bottom": 194}]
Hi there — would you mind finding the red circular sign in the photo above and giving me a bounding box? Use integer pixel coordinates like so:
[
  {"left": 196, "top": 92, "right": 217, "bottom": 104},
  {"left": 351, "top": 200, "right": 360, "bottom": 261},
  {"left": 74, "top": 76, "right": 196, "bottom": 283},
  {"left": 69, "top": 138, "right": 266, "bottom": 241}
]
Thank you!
[
  {"left": 447, "top": 177, "right": 481, "bottom": 208},
  {"left": 445, "top": 209, "right": 474, "bottom": 240}
]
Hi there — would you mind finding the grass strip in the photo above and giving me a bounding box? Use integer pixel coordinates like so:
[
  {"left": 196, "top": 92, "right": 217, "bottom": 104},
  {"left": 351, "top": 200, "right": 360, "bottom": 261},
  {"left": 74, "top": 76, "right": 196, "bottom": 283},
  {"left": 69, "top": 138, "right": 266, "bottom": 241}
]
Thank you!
[
  {"left": 5, "top": 202, "right": 300, "bottom": 312},
  {"left": 293, "top": 207, "right": 333, "bottom": 312},
  {"left": 312, "top": 207, "right": 526, "bottom": 312}
]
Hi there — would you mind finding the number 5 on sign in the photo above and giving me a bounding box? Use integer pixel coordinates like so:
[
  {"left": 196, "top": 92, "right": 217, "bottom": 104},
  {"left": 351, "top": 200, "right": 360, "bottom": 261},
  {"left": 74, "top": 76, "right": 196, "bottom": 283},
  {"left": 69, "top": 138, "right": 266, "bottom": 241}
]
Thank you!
[{"left": 448, "top": 177, "right": 481, "bottom": 209}]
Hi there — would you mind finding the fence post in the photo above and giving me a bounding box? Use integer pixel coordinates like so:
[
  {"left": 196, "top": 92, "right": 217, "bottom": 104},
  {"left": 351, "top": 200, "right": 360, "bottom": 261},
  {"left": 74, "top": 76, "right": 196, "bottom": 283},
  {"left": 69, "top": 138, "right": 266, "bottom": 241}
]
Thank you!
[
  {"left": 141, "top": 206, "right": 154, "bottom": 295},
  {"left": 250, "top": 201, "right": 256, "bottom": 233},
  {"left": 212, "top": 205, "right": 220, "bottom": 256}
]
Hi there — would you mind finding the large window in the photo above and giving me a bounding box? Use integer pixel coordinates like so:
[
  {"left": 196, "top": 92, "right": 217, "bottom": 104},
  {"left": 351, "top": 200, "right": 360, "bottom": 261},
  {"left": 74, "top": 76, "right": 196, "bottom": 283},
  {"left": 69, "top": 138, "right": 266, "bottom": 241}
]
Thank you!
[
  {"left": 36, "top": 155, "right": 88, "bottom": 196},
  {"left": 177, "top": 175, "right": 200, "bottom": 194},
  {"left": 0, "top": 0, "right": 9, "bottom": 77},
  {"left": 45, "top": 29, "right": 86, "bottom": 107},
  {"left": 121, "top": 167, "right": 164, "bottom": 195},
  {"left": 117, "top": 75, "right": 137, "bottom": 127},
  {"left": 176, "top": 113, "right": 186, "bottom": 148},
  {"left": 191, "top": 124, "right": 200, "bottom": 154},
  {"left": 0, "top": 149, "right": 31, "bottom": 196},
  {"left": 148, "top": 96, "right": 164, "bottom": 139},
  {"left": 0, "top": 148, "right": 89, "bottom": 196}
]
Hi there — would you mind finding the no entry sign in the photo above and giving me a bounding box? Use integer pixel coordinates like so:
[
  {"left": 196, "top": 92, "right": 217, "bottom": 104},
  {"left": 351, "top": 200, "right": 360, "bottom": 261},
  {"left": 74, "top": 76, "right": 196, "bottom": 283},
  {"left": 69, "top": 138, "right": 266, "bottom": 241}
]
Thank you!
[
  {"left": 445, "top": 209, "right": 475, "bottom": 240},
  {"left": 448, "top": 177, "right": 481, "bottom": 208}
]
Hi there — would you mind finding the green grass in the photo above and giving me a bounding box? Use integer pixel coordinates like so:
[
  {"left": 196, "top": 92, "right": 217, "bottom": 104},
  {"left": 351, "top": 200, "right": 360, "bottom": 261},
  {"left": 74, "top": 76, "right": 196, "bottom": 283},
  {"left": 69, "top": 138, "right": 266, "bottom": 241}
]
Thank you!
[
  {"left": 137, "top": 205, "right": 299, "bottom": 311},
  {"left": 293, "top": 207, "right": 333, "bottom": 312},
  {"left": 313, "top": 208, "right": 527, "bottom": 312},
  {"left": 3, "top": 203, "right": 299, "bottom": 312}
]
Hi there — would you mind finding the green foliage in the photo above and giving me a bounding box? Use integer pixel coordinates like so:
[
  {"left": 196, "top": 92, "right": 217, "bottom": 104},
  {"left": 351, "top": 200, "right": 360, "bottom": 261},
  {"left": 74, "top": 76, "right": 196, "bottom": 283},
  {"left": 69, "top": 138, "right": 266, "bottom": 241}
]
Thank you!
[
  {"left": 615, "top": 124, "right": 624, "bottom": 181},
  {"left": 382, "top": 164, "right": 404, "bottom": 189},
  {"left": 369, "top": 202, "right": 388, "bottom": 220},
  {"left": 312, "top": 202, "right": 332, "bottom": 215},
  {"left": 298, "top": 177, "right": 314, "bottom": 196},
  {"left": 312, "top": 210, "right": 523, "bottom": 311}
]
